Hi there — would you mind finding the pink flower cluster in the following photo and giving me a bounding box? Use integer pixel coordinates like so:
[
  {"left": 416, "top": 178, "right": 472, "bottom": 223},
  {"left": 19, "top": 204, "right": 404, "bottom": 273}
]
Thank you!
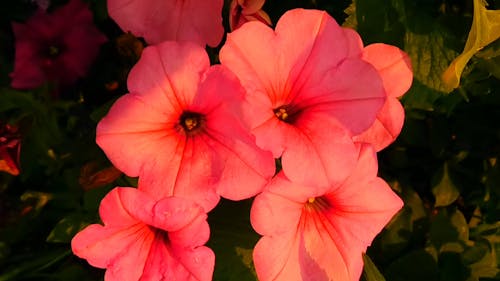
[{"left": 72, "top": 2, "right": 413, "bottom": 281}]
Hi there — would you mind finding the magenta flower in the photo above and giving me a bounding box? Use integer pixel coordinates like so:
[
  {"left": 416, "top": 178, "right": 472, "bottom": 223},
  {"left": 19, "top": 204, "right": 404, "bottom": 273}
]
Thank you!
[
  {"left": 250, "top": 144, "right": 403, "bottom": 281},
  {"left": 10, "top": 0, "right": 107, "bottom": 89},
  {"left": 72, "top": 187, "right": 214, "bottom": 281},
  {"left": 96, "top": 41, "right": 274, "bottom": 212},
  {"left": 220, "top": 9, "right": 386, "bottom": 187},
  {"left": 229, "top": 0, "right": 272, "bottom": 31},
  {"left": 353, "top": 44, "right": 413, "bottom": 151},
  {"left": 107, "top": 0, "right": 224, "bottom": 47}
]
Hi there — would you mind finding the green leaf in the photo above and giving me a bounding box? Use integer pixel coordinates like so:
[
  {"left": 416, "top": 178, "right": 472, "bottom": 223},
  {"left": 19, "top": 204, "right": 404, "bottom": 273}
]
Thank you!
[
  {"left": 0, "top": 249, "right": 70, "bottom": 281},
  {"left": 405, "top": 29, "right": 459, "bottom": 94},
  {"left": 362, "top": 254, "right": 386, "bottom": 281},
  {"left": 429, "top": 209, "right": 469, "bottom": 251},
  {"left": 385, "top": 250, "right": 439, "bottom": 281},
  {"left": 0, "top": 88, "right": 38, "bottom": 113},
  {"left": 432, "top": 163, "right": 460, "bottom": 207},
  {"left": 438, "top": 251, "right": 469, "bottom": 281},
  {"left": 401, "top": 81, "right": 442, "bottom": 111},
  {"left": 46, "top": 213, "right": 91, "bottom": 243},
  {"left": 450, "top": 209, "right": 469, "bottom": 242},
  {"left": 342, "top": 2, "right": 357, "bottom": 29},
  {"left": 83, "top": 184, "right": 114, "bottom": 212},
  {"left": 442, "top": 0, "right": 500, "bottom": 92},
  {"left": 89, "top": 98, "right": 116, "bottom": 123},
  {"left": 208, "top": 199, "right": 259, "bottom": 281},
  {"left": 354, "top": 0, "right": 405, "bottom": 45},
  {"left": 466, "top": 239, "right": 500, "bottom": 280}
]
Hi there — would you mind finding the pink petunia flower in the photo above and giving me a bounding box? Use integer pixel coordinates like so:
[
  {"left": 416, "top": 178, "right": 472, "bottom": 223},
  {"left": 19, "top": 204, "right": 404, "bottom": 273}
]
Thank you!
[
  {"left": 10, "top": 0, "right": 107, "bottom": 89},
  {"left": 250, "top": 144, "right": 403, "bottom": 281},
  {"left": 107, "top": 0, "right": 224, "bottom": 47},
  {"left": 353, "top": 44, "right": 413, "bottom": 151},
  {"left": 220, "top": 9, "right": 386, "bottom": 188},
  {"left": 72, "top": 187, "right": 214, "bottom": 281},
  {"left": 229, "top": 0, "right": 272, "bottom": 31},
  {"left": 96, "top": 41, "right": 275, "bottom": 212}
]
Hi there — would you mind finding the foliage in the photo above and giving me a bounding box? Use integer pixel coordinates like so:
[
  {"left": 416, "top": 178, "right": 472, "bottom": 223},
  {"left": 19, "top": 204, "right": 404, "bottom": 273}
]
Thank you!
[{"left": 0, "top": 0, "right": 499, "bottom": 280}]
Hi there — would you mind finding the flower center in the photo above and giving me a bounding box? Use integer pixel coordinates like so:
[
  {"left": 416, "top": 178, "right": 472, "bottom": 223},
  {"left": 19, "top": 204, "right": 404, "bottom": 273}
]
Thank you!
[
  {"left": 274, "top": 106, "right": 290, "bottom": 122},
  {"left": 305, "top": 196, "right": 331, "bottom": 212},
  {"left": 179, "top": 111, "right": 204, "bottom": 134},
  {"left": 48, "top": 45, "right": 60, "bottom": 57}
]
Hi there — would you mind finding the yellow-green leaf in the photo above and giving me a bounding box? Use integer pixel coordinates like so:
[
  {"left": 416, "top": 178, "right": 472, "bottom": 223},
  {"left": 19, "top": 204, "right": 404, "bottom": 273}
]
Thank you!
[
  {"left": 363, "top": 254, "right": 387, "bottom": 281},
  {"left": 442, "top": 0, "right": 500, "bottom": 92},
  {"left": 432, "top": 163, "right": 460, "bottom": 207}
]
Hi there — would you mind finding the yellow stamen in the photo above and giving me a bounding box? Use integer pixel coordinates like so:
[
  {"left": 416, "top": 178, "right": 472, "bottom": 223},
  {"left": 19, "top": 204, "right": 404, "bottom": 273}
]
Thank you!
[
  {"left": 275, "top": 108, "right": 289, "bottom": 121},
  {"left": 308, "top": 197, "right": 316, "bottom": 203},
  {"left": 184, "top": 117, "right": 198, "bottom": 131}
]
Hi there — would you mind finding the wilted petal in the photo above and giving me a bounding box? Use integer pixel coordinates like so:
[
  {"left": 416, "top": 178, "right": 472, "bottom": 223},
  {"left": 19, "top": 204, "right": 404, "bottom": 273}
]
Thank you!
[
  {"left": 0, "top": 124, "right": 21, "bottom": 176},
  {"left": 229, "top": 0, "right": 271, "bottom": 31}
]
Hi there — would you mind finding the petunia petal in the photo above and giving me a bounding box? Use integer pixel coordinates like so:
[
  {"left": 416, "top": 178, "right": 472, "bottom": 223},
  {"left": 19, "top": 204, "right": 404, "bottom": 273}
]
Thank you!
[
  {"left": 137, "top": 135, "right": 221, "bottom": 212},
  {"left": 202, "top": 121, "right": 274, "bottom": 200},
  {"left": 220, "top": 21, "right": 281, "bottom": 127},
  {"left": 96, "top": 93, "right": 177, "bottom": 177},
  {"left": 150, "top": 196, "right": 208, "bottom": 235},
  {"left": 325, "top": 143, "right": 403, "bottom": 252},
  {"left": 140, "top": 219, "right": 214, "bottom": 281},
  {"left": 189, "top": 64, "right": 275, "bottom": 200},
  {"left": 72, "top": 223, "right": 154, "bottom": 281},
  {"left": 279, "top": 10, "right": 363, "bottom": 106},
  {"left": 282, "top": 112, "right": 358, "bottom": 188},
  {"left": 353, "top": 98, "right": 405, "bottom": 151},
  {"left": 296, "top": 58, "right": 386, "bottom": 135},
  {"left": 176, "top": 246, "right": 215, "bottom": 281},
  {"left": 98, "top": 187, "right": 148, "bottom": 227},
  {"left": 107, "top": 0, "right": 224, "bottom": 47},
  {"left": 127, "top": 42, "right": 211, "bottom": 114},
  {"left": 362, "top": 43, "right": 413, "bottom": 98},
  {"left": 250, "top": 173, "right": 307, "bottom": 236},
  {"left": 251, "top": 115, "right": 289, "bottom": 158},
  {"left": 300, "top": 213, "right": 353, "bottom": 281},
  {"left": 253, "top": 234, "right": 301, "bottom": 281}
]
